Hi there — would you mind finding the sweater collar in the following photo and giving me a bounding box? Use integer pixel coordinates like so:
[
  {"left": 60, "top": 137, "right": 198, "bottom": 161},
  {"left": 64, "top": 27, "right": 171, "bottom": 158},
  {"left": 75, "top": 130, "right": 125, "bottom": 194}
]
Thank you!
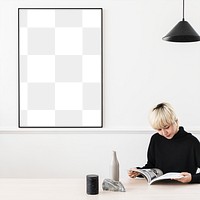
[{"left": 172, "top": 126, "right": 187, "bottom": 139}]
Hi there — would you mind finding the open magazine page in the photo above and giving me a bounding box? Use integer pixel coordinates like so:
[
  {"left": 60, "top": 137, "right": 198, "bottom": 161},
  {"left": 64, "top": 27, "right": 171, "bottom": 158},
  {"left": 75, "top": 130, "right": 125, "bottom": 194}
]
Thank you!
[
  {"left": 130, "top": 168, "right": 163, "bottom": 183},
  {"left": 150, "top": 172, "right": 184, "bottom": 184}
]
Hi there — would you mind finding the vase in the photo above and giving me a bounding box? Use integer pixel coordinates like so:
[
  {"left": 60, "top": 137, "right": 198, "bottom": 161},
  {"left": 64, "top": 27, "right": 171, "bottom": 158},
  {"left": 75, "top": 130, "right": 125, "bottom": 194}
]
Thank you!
[{"left": 110, "top": 151, "right": 119, "bottom": 181}]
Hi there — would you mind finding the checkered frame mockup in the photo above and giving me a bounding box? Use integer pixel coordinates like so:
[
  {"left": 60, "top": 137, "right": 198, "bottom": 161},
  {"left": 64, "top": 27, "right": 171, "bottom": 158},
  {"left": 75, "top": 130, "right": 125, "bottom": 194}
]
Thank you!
[{"left": 18, "top": 8, "right": 103, "bottom": 128}]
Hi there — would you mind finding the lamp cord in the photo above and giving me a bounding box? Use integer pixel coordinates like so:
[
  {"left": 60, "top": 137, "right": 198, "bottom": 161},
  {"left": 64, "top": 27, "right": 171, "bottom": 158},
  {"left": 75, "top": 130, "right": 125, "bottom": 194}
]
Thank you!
[{"left": 183, "top": 0, "right": 185, "bottom": 21}]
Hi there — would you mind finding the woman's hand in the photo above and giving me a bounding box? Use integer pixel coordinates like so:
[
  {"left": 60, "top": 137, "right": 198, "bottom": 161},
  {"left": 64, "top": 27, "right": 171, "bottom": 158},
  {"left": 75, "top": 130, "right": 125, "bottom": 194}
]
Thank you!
[
  {"left": 174, "top": 172, "right": 192, "bottom": 183},
  {"left": 128, "top": 169, "right": 140, "bottom": 178}
]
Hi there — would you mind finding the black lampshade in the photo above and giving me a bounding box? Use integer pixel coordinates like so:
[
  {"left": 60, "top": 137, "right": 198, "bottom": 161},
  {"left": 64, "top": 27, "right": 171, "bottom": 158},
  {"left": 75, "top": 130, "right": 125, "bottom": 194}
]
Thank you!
[
  {"left": 163, "top": 0, "right": 200, "bottom": 43},
  {"left": 162, "top": 20, "right": 200, "bottom": 42}
]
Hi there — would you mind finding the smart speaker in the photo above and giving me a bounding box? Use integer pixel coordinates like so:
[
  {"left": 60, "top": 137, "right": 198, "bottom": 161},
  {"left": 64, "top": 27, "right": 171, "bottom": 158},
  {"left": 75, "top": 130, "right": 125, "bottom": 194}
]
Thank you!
[{"left": 86, "top": 174, "right": 99, "bottom": 195}]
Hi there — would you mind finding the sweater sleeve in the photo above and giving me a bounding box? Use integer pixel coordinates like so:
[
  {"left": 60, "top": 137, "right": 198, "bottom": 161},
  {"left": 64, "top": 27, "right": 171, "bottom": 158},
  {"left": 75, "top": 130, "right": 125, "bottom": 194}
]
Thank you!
[
  {"left": 190, "top": 138, "right": 200, "bottom": 183},
  {"left": 191, "top": 174, "right": 200, "bottom": 183}
]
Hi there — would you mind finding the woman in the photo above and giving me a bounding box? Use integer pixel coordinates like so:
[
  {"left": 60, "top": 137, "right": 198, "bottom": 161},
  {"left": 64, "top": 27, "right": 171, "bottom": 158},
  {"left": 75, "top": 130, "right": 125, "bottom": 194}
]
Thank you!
[{"left": 128, "top": 102, "right": 200, "bottom": 183}]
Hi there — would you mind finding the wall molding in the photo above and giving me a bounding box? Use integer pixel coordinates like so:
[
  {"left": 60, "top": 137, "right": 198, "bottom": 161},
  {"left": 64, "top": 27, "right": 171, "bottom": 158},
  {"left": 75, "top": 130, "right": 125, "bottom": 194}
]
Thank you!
[{"left": 0, "top": 129, "right": 200, "bottom": 134}]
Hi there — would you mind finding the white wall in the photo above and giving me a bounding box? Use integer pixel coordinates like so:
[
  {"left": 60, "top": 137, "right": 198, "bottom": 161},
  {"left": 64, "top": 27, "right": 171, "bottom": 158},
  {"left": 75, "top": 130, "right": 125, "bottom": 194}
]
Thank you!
[
  {"left": 0, "top": 130, "right": 150, "bottom": 178},
  {"left": 0, "top": 0, "right": 200, "bottom": 178}
]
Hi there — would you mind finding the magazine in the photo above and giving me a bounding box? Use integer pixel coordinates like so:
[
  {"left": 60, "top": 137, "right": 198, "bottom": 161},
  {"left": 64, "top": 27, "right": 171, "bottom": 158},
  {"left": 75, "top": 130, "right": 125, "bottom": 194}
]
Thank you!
[{"left": 129, "top": 168, "right": 184, "bottom": 185}]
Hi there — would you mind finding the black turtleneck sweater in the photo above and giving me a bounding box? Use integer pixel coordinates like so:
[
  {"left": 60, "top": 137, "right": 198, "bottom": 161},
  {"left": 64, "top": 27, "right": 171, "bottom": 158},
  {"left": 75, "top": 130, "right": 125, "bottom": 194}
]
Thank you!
[{"left": 142, "top": 127, "right": 200, "bottom": 183}]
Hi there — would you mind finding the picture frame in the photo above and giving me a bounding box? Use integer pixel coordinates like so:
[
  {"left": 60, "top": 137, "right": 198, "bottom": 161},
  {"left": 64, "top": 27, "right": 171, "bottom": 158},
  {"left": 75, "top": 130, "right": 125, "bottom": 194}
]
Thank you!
[{"left": 18, "top": 8, "right": 103, "bottom": 128}]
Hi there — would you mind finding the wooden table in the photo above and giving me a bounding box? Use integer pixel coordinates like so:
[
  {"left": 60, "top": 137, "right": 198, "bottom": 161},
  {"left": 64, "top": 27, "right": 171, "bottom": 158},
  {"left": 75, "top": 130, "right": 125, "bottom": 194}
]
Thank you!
[{"left": 0, "top": 178, "right": 199, "bottom": 200}]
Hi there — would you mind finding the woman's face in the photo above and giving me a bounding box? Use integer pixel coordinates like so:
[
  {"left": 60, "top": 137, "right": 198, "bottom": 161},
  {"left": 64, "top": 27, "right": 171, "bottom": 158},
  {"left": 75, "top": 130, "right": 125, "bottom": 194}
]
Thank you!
[{"left": 156, "top": 123, "right": 179, "bottom": 139}]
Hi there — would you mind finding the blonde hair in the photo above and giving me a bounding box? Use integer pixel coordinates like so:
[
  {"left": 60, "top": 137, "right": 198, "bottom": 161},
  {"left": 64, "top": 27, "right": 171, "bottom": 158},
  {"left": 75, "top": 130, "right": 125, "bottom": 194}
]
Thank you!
[{"left": 149, "top": 103, "right": 178, "bottom": 130}]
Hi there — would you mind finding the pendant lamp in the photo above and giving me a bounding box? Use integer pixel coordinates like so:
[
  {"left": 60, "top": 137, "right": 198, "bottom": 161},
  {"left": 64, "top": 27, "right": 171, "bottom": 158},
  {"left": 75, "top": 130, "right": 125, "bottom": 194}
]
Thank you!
[{"left": 162, "top": 0, "right": 200, "bottom": 42}]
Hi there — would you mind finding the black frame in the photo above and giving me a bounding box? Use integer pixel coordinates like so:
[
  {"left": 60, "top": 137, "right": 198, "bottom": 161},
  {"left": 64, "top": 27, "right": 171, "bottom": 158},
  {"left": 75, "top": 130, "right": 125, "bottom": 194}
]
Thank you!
[{"left": 18, "top": 8, "right": 103, "bottom": 128}]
